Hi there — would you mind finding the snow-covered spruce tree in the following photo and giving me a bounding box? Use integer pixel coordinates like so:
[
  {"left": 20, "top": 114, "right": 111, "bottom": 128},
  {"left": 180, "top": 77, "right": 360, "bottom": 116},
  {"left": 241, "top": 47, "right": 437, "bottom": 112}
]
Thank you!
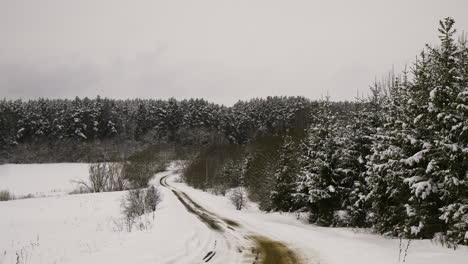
[
  {"left": 367, "top": 18, "right": 468, "bottom": 246},
  {"left": 294, "top": 97, "right": 345, "bottom": 226},
  {"left": 271, "top": 134, "right": 301, "bottom": 212},
  {"left": 212, "top": 159, "right": 244, "bottom": 195},
  {"left": 426, "top": 18, "right": 468, "bottom": 247},
  {"left": 366, "top": 74, "right": 413, "bottom": 236},
  {"left": 337, "top": 87, "right": 386, "bottom": 227}
]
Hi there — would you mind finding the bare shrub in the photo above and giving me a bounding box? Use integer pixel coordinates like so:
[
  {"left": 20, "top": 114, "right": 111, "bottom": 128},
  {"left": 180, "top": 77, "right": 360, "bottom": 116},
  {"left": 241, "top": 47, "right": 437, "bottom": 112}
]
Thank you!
[
  {"left": 122, "top": 189, "right": 145, "bottom": 218},
  {"left": 69, "top": 185, "right": 90, "bottom": 195},
  {"left": 106, "top": 163, "right": 127, "bottom": 191},
  {"left": 120, "top": 186, "right": 162, "bottom": 231},
  {"left": 74, "top": 163, "right": 108, "bottom": 192},
  {"left": 229, "top": 187, "right": 247, "bottom": 210},
  {"left": 121, "top": 189, "right": 144, "bottom": 231},
  {"left": 75, "top": 163, "right": 128, "bottom": 193},
  {"left": 0, "top": 190, "right": 14, "bottom": 201},
  {"left": 145, "top": 186, "right": 162, "bottom": 212}
]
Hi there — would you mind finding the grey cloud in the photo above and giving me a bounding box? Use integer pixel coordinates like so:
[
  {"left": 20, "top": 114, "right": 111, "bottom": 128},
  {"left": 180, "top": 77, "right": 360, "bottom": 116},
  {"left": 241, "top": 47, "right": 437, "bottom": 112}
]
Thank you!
[
  {"left": 0, "top": 63, "right": 101, "bottom": 99},
  {"left": 1, "top": 0, "right": 468, "bottom": 105}
]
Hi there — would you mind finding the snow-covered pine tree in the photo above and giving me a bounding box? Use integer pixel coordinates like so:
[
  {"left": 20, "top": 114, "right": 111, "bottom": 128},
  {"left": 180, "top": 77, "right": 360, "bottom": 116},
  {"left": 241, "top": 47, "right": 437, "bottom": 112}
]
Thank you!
[
  {"left": 366, "top": 74, "right": 413, "bottom": 236},
  {"left": 426, "top": 18, "right": 468, "bottom": 247},
  {"left": 337, "top": 87, "right": 385, "bottom": 227},
  {"left": 294, "top": 97, "right": 344, "bottom": 226},
  {"left": 217, "top": 159, "right": 243, "bottom": 190},
  {"left": 271, "top": 134, "right": 301, "bottom": 212}
]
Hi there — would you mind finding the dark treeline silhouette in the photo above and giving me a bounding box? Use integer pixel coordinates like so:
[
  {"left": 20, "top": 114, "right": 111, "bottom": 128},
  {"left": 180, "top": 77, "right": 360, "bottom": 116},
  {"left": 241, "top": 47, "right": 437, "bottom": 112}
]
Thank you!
[{"left": 0, "top": 96, "right": 331, "bottom": 163}]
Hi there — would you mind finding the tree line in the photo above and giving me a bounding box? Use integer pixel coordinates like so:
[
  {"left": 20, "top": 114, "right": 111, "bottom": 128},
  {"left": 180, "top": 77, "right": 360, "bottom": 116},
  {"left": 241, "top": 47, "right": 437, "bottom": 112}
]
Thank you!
[{"left": 0, "top": 95, "right": 317, "bottom": 163}]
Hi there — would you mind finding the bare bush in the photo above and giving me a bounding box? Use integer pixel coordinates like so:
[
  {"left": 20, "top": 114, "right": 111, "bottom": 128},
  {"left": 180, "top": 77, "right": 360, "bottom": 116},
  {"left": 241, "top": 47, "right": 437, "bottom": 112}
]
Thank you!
[
  {"left": 75, "top": 163, "right": 128, "bottom": 193},
  {"left": 106, "top": 163, "right": 127, "bottom": 191},
  {"left": 88, "top": 163, "right": 108, "bottom": 192},
  {"left": 122, "top": 189, "right": 145, "bottom": 218},
  {"left": 229, "top": 187, "right": 247, "bottom": 210},
  {"left": 0, "top": 190, "right": 14, "bottom": 201},
  {"left": 120, "top": 186, "right": 162, "bottom": 231},
  {"left": 145, "top": 186, "right": 162, "bottom": 212},
  {"left": 69, "top": 185, "right": 90, "bottom": 195}
]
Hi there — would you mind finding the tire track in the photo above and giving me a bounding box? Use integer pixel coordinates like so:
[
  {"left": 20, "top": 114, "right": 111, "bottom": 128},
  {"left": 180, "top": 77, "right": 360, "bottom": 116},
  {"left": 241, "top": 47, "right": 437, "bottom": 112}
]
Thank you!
[{"left": 160, "top": 174, "right": 303, "bottom": 264}]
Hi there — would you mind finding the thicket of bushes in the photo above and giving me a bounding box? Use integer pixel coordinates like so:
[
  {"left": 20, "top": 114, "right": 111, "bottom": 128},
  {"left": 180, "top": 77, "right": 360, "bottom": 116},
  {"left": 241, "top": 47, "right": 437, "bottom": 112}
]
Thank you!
[
  {"left": 0, "top": 190, "right": 13, "bottom": 201},
  {"left": 75, "top": 144, "right": 171, "bottom": 194},
  {"left": 123, "top": 145, "right": 171, "bottom": 188}
]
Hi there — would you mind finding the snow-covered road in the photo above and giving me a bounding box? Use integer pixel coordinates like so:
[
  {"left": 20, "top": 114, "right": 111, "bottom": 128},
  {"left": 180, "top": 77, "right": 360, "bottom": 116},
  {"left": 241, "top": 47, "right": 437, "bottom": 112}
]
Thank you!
[{"left": 158, "top": 173, "right": 302, "bottom": 264}]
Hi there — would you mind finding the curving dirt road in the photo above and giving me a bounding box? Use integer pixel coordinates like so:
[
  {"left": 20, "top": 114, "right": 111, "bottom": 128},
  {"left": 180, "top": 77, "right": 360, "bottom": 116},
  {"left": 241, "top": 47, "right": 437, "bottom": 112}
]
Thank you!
[{"left": 159, "top": 174, "right": 302, "bottom": 264}]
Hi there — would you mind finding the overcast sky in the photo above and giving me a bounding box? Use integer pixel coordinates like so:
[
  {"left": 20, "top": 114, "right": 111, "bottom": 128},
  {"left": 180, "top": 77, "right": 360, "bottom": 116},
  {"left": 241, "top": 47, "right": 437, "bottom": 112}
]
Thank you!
[{"left": 1, "top": 0, "right": 467, "bottom": 105}]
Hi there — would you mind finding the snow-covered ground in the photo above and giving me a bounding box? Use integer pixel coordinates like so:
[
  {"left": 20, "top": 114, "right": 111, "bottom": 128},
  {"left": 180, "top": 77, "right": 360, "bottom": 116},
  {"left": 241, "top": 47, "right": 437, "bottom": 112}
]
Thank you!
[
  {"left": 0, "top": 166, "right": 242, "bottom": 264},
  {"left": 0, "top": 163, "right": 89, "bottom": 197},
  {"left": 1, "top": 163, "right": 467, "bottom": 264}
]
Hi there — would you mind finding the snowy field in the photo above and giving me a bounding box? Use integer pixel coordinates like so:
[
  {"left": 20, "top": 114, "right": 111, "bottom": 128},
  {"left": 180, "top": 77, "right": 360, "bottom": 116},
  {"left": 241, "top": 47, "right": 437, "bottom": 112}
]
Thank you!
[
  {"left": 0, "top": 168, "right": 219, "bottom": 264},
  {"left": 0, "top": 163, "right": 467, "bottom": 264},
  {"left": 0, "top": 163, "right": 89, "bottom": 197}
]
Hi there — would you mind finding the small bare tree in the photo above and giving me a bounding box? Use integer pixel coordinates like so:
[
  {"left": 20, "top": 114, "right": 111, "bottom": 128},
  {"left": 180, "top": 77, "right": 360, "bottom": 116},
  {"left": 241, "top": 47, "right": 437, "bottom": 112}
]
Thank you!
[
  {"left": 229, "top": 187, "right": 247, "bottom": 210},
  {"left": 145, "top": 186, "right": 162, "bottom": 212}
]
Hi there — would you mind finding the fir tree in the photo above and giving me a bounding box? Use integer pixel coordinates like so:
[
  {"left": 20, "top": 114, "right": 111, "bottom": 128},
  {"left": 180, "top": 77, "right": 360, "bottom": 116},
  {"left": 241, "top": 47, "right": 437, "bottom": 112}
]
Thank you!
[
  {"left": 295, "top": 97, "right": 344, "bottom": 225},
  {"left": 271, "top": 134, "right": 301, "bottom": 212}
]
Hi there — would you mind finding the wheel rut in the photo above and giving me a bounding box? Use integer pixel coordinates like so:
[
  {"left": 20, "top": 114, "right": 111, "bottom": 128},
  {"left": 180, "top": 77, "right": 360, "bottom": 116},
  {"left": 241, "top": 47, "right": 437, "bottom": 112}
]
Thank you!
[{"left": 159, "top": 174, "right": 303, "bottom": 264}]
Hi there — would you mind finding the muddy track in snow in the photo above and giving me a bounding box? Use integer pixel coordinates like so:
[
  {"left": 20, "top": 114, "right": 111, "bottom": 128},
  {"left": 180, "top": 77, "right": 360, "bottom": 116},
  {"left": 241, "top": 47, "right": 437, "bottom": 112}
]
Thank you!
[{"left": 160, "top": 175, "right": 302, "bottom": 264}]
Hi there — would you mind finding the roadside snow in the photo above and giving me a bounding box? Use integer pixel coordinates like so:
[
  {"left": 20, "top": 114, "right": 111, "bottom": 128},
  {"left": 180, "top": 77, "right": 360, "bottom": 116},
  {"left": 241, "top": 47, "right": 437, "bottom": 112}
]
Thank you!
[{"left": 0, "top": 163, "right": 89, "bottom": 196}]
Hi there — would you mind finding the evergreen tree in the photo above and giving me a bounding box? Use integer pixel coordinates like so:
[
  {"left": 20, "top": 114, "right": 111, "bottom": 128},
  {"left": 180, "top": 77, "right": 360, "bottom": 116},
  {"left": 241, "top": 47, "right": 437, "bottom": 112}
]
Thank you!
[
  {"left": 426, "top": 18, "right": 468, "bottom": 246},
  {"left": 295, "top": 97, "right": 344, "bottom": 225},
  {"left": 338, "top": 90, "right": 384, "bottom": 227},
  {"left": 271, "top": 134, "right": 301, "bottom": 212}
]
